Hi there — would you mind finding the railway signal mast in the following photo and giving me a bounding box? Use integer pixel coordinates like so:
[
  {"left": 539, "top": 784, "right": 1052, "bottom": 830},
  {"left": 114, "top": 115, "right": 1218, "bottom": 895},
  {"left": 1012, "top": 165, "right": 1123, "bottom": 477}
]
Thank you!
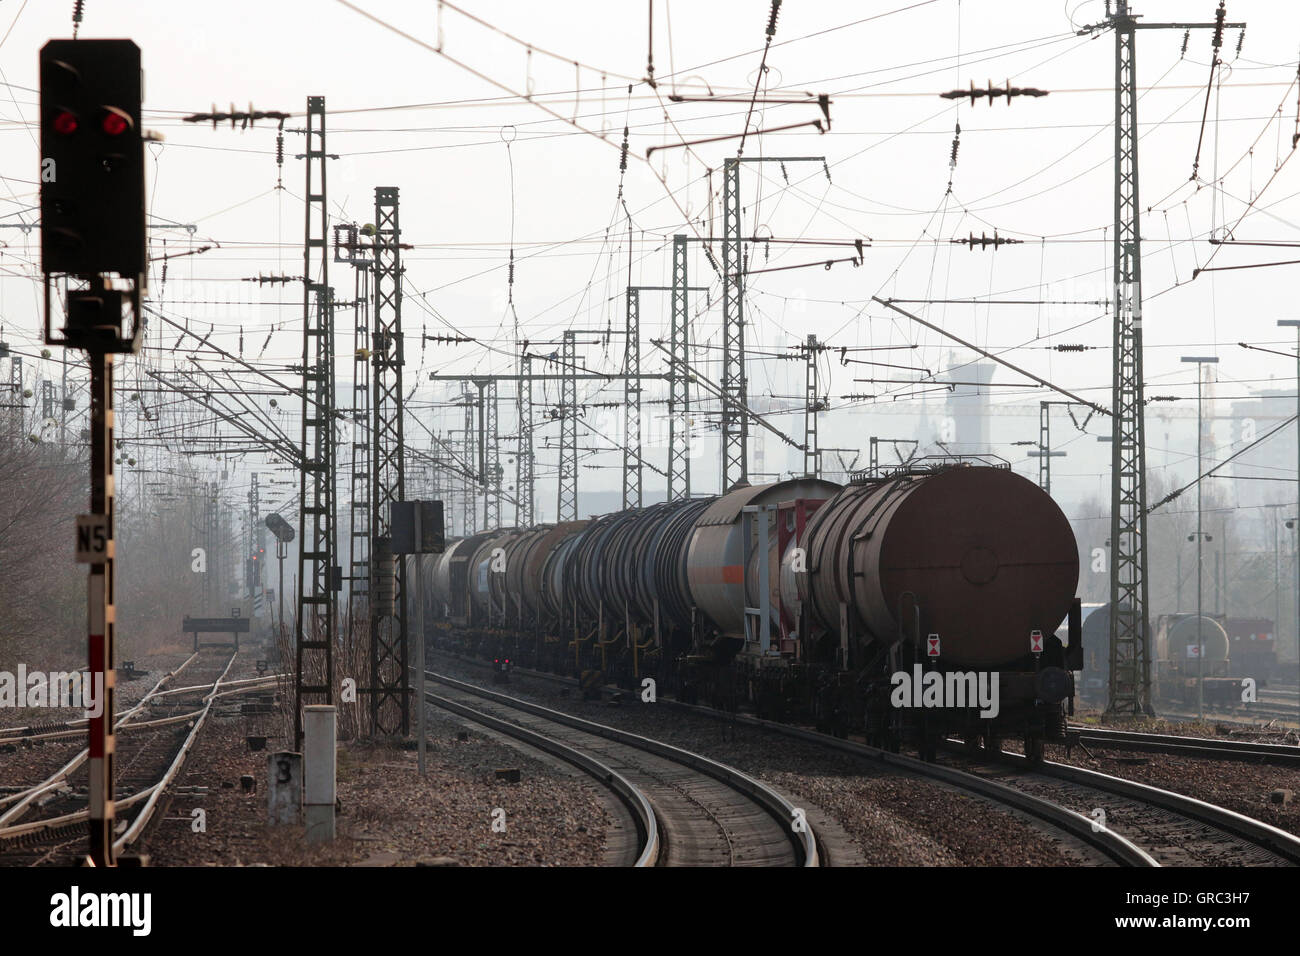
[
  {"left": 40, "top": 38, "right": 148, "bottom": 867},
  {"left": 1078, "top": 2, "right": 1244, "bottom": 716}
]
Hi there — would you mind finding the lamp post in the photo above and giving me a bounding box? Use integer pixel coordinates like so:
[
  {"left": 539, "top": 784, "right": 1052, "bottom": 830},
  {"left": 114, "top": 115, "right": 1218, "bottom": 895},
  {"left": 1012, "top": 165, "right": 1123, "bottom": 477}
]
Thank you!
[
  {"left": 1187, "top": 530, "right": 1213, "bottom": 719},
  {"left": 1280, "top": 320, "right": 1300, "bottom": 694},
  {"left": 1263, "top": 503, "right": 1284, "bottom": 647},
  {"left": 1289, "top": 517, "right": 1299, "bottom": 706},
  {"left": 277, "top": 538, "right": 287, "bottom": 641},
  {"left": 1182, "top": 355, "right": 1219, "bottom": 721},
  {"left": 1176, "top": 546, "right": 1182, "bottom": 612}
]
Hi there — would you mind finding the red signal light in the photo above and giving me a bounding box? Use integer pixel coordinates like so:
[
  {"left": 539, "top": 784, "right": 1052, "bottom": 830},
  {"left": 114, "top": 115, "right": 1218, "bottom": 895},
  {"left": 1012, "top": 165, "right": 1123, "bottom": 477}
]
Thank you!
[
  {"left": 53, "top": 110, "right": 78, "bottom": 135},
  {"left": 101, "top": 111, "right": 128, "bottom": 136}
]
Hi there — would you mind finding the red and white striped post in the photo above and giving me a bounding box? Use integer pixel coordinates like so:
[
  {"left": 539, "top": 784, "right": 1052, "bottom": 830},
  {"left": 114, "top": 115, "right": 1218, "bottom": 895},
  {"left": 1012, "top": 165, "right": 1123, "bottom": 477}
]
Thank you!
[{"left": 86, "top": 352, "right": 116, "bottom": 866}]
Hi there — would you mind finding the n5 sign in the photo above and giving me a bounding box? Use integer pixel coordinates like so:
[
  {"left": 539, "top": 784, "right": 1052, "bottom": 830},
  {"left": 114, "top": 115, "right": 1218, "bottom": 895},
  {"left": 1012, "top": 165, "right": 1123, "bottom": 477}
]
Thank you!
[{"left": 75, "top": 515, "right": 110, "bottom": 563}]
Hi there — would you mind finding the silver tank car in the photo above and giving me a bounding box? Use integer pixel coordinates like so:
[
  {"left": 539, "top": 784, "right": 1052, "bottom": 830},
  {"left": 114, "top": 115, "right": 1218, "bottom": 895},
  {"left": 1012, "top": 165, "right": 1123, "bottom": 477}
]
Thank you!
[
  {"left": 686, "top": 478, "right": 841, "bottom": 640},
  {"left": 1162, "top": 614, "right": 1230, "bottom": 663}
]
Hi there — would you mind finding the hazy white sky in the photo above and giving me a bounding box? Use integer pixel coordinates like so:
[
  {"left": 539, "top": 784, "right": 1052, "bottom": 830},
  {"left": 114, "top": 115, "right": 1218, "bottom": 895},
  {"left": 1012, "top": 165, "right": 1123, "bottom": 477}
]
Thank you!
[{"left": 2, "top": 0, "right": 1299, "bottom": 520}]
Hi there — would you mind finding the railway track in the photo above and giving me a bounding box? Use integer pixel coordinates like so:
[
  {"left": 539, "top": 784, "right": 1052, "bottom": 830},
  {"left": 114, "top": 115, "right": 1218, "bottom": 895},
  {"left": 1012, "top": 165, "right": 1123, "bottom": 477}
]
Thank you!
[
  {"left": 655, "top": 697, "right": 1300, "bottom": 868},
  {"left": 659, "top": 696, "right": 1300, "bottom": 866},
  {"left": 944, "top": 750, "right": 1300, "bottom": 867},
  {"left": 1068, "top": 725, "right": 1300, "bottom": 766},
  {"left": 428, "top": 653, "right": 1155, "bottom": 866},
  {"left": 435, "top": 651, "right": 1300, "bottom": 866},
  {"left": 423, "top": 670, "right": 817, "bottom": 867},
  {"left": 0, "top": 648, "right": 274, "bottom": 865},
  {"left": 1158, "top": 705, "right": 1300, "bottom": 728},
  {"left": 686, "top": 701, "right": 1300, "bottom": 866},
  {"left": 0, "top": 674, "right": 279, "bottom": 747}
]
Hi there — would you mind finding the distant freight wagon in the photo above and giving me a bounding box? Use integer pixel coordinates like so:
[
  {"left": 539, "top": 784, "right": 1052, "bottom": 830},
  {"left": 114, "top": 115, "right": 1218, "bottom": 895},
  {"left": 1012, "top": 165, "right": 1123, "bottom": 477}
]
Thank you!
[{"left": 1076, "top": 607, "right": 1280, "bottom": 708}]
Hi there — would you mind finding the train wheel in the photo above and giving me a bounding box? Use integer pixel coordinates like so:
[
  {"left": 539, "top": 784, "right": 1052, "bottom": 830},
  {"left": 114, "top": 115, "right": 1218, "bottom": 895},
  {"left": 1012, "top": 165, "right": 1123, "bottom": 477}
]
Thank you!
[{"left": 1024, "top": 733, "right": 1044, "bottom": 764}]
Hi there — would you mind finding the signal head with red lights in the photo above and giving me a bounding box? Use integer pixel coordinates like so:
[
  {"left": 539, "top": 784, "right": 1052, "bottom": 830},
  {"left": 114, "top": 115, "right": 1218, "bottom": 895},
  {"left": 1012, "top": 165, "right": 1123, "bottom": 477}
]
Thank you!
[
  {"left": 40, "top": 39, "right": 145, "bottom": 283},
  {"left": 52, "top": 110, "right": 78, "bottom": 135},
  {"left": 101, "top": 107, "right": 131, "bottom": 136}
]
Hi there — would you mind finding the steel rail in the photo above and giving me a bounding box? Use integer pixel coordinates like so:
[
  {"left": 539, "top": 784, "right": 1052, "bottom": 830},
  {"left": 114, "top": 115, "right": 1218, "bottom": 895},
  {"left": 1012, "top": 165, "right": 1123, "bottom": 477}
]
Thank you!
[
  {"left": 1069, "top": 725, "right": 1300, "bottom": 766},
  {"left": 424, "top": 687, "right": 659, "bottom": 867},
  {"left": 0, "top": 652, "right": 203, "bottom": 822},
  {"left": 113, "top": 651, "right": 239, "bottom": 850},
  {"left": 449, "top": 657, "right": 1149, "bottom": 866},
  {"left": 425, "top": 669, "right": 818, "bottom": 867},
  {"left": 1036, "top": 756, "right": 1300, "bottom": 864},
  {"left": 666, "top": 698, "right": 1155, "bottom": 867}
]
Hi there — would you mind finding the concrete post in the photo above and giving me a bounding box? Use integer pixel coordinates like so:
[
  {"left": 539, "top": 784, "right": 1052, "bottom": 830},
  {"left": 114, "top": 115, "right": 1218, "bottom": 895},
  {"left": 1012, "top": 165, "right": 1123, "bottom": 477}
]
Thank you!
[{"left": 303, "top": 705, "right": 336, "bottom": 842}]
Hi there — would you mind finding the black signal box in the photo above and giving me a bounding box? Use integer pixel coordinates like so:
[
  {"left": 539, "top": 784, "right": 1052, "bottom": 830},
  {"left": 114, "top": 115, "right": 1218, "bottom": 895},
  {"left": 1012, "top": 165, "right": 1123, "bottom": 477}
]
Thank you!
[
  {"left": 40, "top": 39, "right": 145, "bottom": 279},
  {"left": 391, "top": 500, "right": 446, "bottom": 555}
]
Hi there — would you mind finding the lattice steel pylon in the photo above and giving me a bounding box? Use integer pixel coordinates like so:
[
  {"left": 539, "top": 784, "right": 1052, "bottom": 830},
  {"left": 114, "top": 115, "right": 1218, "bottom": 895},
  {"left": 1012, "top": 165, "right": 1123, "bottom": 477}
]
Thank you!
[
  {"left": 5, "top": 354, "right": 22, "bottom": 439},
  {"left": 336, "top": 223, "right": 373, "bottom": 644},
  {"left": 1105, "top": 0, "right": 1153, "bottom": 717},
  {"left": 293, "top": 95, "right": 336, "bottom": 750},
  {"left": 802, "top": 333, "right": 822, "bottom": 478},
  {"left": 248, "top": 471, "right": 263, "bottom": 601},
  {"left": 482, "top": 378, "right": 501, "bottom": 529},
  {"left": 623, "top": 288, "right": 642, "bottom": 509},
  {"left": 557, "top": 330, "right": 578, "bottom": 521},
  {"left": 517, "top": 351, "right": 535, "bottom": 525},
  {"left": 667, "top": 235, "right": 691, "bottom": 501},
  {"left": 368, "top": 186, "right": 408, "bottom": 736},
  {"left": 1084, "top": 2, "right": 1243, "bottom": 716},
  {"left": 203, "top": 480, "right": 216, "bottom": 611},
  {"left": 1038, "top": 401, "right": 1052, "bottom": 493},
  {"left": 719, "top": 157, "right": 825, "bottom": 490},
  {"left": 460, "top": 386, "right": 476, "bottom": 535},
  {"left": 720, "top": 157, "right": 747, "bottom": 490},
  {"left": 295, "top": 288, "right": 336, "bottom": 748},
  {"left": 41, "top": 379, "right": 56, "bottom": 423}
]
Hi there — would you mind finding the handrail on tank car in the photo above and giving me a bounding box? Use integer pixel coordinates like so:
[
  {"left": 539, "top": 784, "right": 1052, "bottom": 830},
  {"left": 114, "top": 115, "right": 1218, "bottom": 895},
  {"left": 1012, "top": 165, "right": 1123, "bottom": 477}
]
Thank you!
[{"left": 849, "top": 454, "right": 1011, "bottom": 483}]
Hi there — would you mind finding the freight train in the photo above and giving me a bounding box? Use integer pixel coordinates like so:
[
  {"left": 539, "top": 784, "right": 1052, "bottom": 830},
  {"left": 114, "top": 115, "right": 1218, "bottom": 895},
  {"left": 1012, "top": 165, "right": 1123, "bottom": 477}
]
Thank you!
[
  {"left": 417, "top": 459, "right": 1084, "bottom": 761},
  {"left": 1223, "top": 617, "right": 1279, "bottom": 683},
  {"left": 1077, "top": 608, "right": 1270, "bottom": 708}
]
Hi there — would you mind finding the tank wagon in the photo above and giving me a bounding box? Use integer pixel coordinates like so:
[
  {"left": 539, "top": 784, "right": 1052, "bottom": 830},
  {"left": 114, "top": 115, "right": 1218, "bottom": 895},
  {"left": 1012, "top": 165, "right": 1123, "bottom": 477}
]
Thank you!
[
  {"left": 1155, "top": 614, "right": 1237, "bottom": 707},
  {"left": 418, "top": 459, "right": 1084, "bottom": 760},
  {"left": 1078, "top": 609, "right": 1250, "bottom": 709}
]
